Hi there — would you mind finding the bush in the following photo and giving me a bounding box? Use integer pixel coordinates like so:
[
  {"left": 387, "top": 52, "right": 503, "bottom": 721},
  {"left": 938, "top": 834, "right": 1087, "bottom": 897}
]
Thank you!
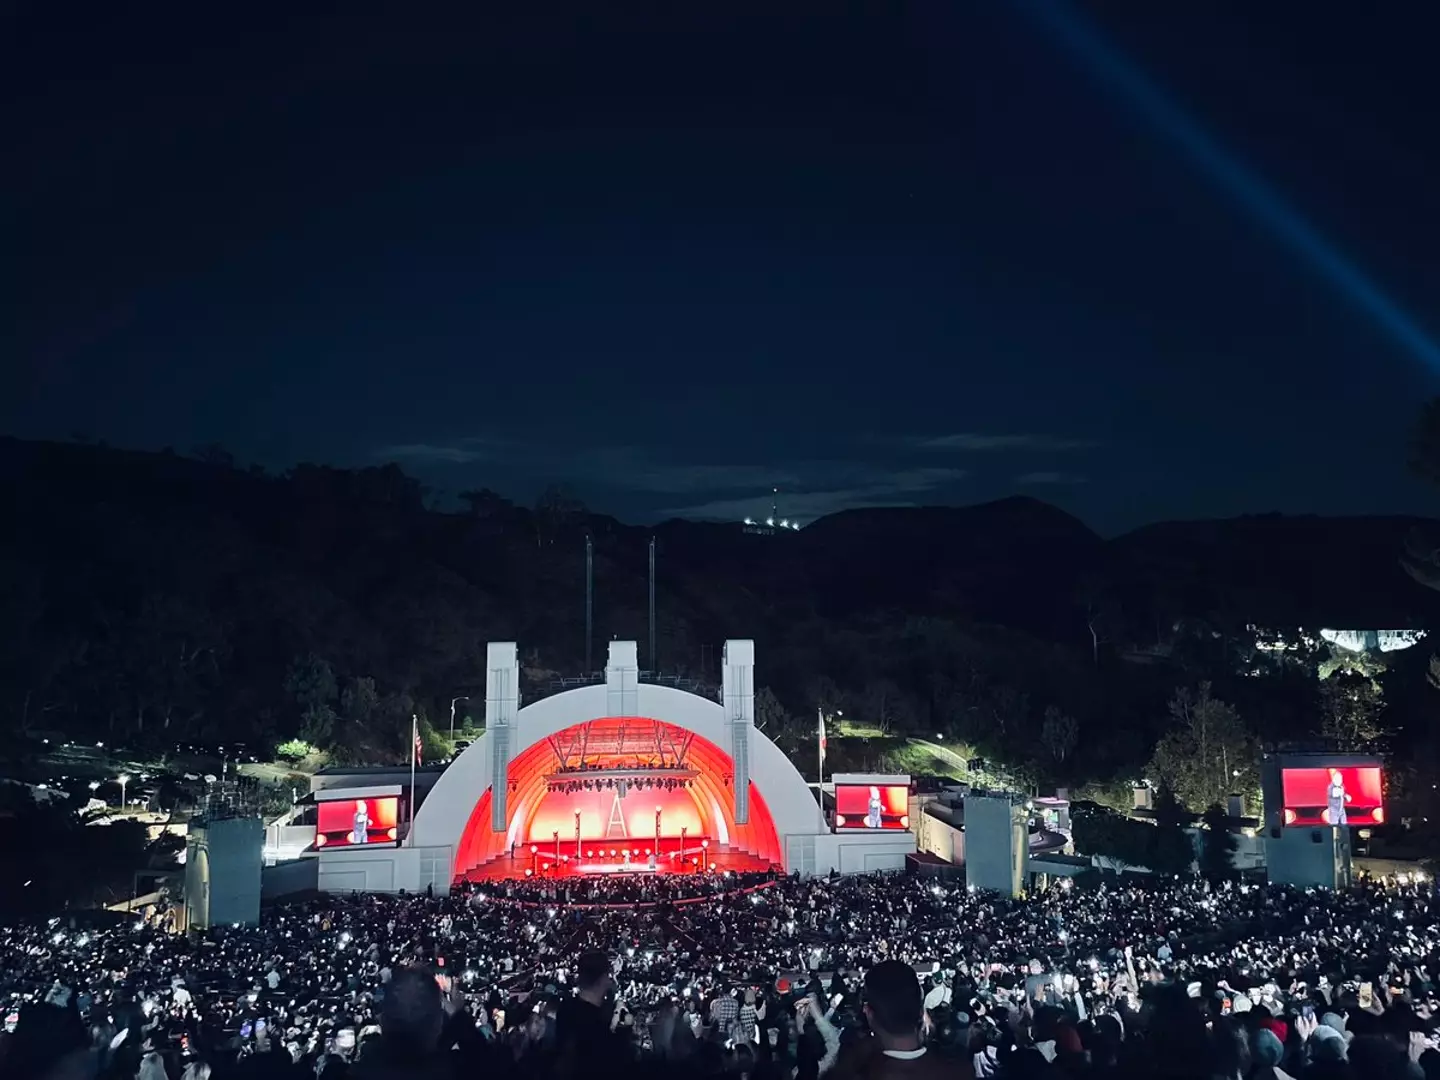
[{"left": 275, "top": 739, "right": 316, "bottom": 763}]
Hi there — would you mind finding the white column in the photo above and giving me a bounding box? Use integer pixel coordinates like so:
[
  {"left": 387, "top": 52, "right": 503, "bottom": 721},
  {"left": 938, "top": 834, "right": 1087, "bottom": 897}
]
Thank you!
[
  {"left": 606, "top": 641, "right": 639, "bottom": 717},
  {"left": 486, "top": 642, "right": 519, "bottom": 832},
  {"left": 722, "top": 640, "right": 755, "bottom": 824}
]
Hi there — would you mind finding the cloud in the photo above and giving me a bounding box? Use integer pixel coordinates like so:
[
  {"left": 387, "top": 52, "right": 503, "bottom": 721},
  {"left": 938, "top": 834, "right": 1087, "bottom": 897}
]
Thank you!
[
  {"left": 369, "top": 435, "right": 968, "bottom": 522},
  {"left": 580, "top": 451, "right": 802, "bottom": 494},
  {"left": 911, "top": 433, "right": 1096, "bottom": 452},
  {"left": 375, "top": 438, "right": 511, "bottom": 465},
  {"left": 657, "top": 467, "right": 966, "bottom": 522},
  {"left": 1016, "top": 471, "right": 1088, "bottom": 485}
]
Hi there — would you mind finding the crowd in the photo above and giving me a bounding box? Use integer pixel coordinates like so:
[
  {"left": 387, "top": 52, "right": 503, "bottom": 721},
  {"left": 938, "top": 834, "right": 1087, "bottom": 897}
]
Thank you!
[{"left": 1, "top": 868, "right": 1438, "bottom": 1080}]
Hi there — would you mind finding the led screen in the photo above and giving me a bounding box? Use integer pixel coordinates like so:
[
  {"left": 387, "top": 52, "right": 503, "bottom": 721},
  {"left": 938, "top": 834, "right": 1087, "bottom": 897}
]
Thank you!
[
  {"left": 1280, "top": 766, "right": 1384, "bottom": 827},
  {"left": 315, "top": 797, "right": 400, "bottom": 848},
  {"left": 834, "top": 784, "right": 909, "bottom": 830}
]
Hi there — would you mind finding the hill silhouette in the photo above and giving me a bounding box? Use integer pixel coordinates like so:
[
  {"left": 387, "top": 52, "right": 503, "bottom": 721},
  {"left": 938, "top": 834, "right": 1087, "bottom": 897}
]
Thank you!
[{"left": 1, "top": 436, "right": 1434, "bottom": 776}]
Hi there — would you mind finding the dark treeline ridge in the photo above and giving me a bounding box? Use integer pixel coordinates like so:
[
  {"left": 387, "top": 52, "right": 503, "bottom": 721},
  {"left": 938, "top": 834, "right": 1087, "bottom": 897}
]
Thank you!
[{"left": 3, "top": 435, "right": 1439, "bottom": 794}]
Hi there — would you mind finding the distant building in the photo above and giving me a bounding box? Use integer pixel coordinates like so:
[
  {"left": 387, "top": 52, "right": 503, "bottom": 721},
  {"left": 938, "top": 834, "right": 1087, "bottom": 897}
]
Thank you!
[{"left": 1319, "top": 629, "right": 1425, "bottom": 654}]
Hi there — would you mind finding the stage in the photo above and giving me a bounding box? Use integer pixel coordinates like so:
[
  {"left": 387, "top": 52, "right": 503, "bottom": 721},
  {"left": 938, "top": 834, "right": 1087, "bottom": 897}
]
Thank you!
[{"left": 459, "top": 844, "right": 774, "bottom": 882}]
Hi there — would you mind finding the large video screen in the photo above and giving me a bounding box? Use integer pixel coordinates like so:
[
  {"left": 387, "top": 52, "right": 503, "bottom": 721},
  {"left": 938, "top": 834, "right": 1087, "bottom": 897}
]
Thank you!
[
  {"left": 1281, "top": 766, "right": 1384, "bottom": 827},
  {"left": 834, "top": 784, "right": 909, "bottom": 830},
  {"left": 315, "top": 797, "right": 400, "bottom": 848}
]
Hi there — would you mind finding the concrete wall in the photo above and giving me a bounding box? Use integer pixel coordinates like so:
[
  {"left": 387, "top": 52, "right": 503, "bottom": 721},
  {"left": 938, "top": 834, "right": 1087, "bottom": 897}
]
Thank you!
[
  {"left": 1266, "top": 826, "right": 1345, "bottom": 889},
  {"left": 963, "top": 796, "right": 1027, "bottom": 897},
  {"left": 315, "top": 845, "right": 451, "bottom": 895},
  {"left": 915, "top": 807, "right": 964, "bottom": 865},
  {"left": 261, "top": 858, "right": 318, "bottom": 899},
  {"left": 185, "top": 817, "right": 263, "bottom": 928},
  {"left": 812, "top": 831, "right": 915, "bottom": 875}
]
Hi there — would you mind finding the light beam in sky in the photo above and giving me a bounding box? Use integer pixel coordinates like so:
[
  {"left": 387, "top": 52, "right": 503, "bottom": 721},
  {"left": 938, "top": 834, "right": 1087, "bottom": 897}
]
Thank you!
[{"left": 1017, "top": 0, "right": 1440, "bottom": 375}]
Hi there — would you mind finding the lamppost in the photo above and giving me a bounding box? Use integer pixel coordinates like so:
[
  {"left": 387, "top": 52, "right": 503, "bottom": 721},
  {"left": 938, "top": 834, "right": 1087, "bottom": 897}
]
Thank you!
[
  {"left": 680, "top": 825, "right": 688, "bottom": 866},
  {"left": 118, "top": 774, "right": 130, "bottom": 810},
  {"left": 449, "top": 696, "right": 470, "bottom": 739},
  {"left": 553, "top": 830, "right": 560, "bottom": 870},
  {"left": 574, "top": 811, "right": 582, "bottom": 859},
  {"left": 655, "top": 806, "right": 662, "bottom": 849},
  {"left": 701, "top": 838, "right": 709, "bottom": 872}
]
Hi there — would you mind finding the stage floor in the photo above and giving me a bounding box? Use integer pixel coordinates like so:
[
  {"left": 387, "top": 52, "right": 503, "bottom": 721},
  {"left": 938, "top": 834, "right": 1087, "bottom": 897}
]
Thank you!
[{"left": 460, "top": 848, "right": 774, "bottom": 882}]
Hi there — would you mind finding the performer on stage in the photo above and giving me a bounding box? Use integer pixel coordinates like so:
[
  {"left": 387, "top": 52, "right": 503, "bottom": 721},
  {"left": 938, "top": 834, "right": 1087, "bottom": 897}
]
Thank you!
[
  {"left": 865, "top": 786, "right": 884, "bottom": 829},
  {"left": 350, "top": 800, "right": 372, "bottom": 844},
  {"left": 1326, "top": 768, "right": 1352, "bottom": 826}
]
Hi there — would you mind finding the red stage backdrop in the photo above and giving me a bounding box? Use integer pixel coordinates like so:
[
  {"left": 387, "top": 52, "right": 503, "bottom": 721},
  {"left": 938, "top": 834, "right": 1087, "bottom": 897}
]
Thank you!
[
  {"left": 1281, "top": 766, "right": 1384, "bottom": 826},
  {"left": 316, "top": 796, "right": 400, "bottom": 847},
  {"left": 834, "top": 784, "right": 909, "bottom": 829},
  {"left": 526, "top": 785, "right": 705, "bottom": 844}
]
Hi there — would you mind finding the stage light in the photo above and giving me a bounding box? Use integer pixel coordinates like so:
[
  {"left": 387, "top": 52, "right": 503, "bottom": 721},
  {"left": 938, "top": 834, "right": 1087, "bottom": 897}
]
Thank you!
[
  {"left": 900, "top": 816, "right": 909, "bottom": 828},
  {"left": 835, "top": 815, "right": 847, "bottom": 827},
  {"left": 386, "top": 828, "right": 398, "bottom": 840},
  {"left": 315, "top": 834, "right": 327, "bottom": 847},
  {"left": 525, "top": 869, "right": 533, "bottom": 877},
  {"left": 701, "top": 839, "right": 709, "bottom": 849},
  {"left": 531, "top": 845, "right": 539, "bottom": 854}
]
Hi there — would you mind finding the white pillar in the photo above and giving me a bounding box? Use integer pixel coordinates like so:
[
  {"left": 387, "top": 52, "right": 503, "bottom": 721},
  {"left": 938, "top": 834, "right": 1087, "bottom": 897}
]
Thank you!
[
  {"left": 722, "top": 640, "right": 755, "bottom": 824},
  {"left": 486, "top": 642, "right": 519, "bottom": 831},
  {"left": 605, "top": 641, "right": 639, "bottom": 717}
]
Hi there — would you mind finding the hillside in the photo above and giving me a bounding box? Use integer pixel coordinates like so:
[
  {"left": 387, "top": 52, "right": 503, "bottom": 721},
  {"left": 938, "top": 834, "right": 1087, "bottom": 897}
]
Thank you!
[{"left": 2, "top": 435, "right": 1437, "bottom": 778}]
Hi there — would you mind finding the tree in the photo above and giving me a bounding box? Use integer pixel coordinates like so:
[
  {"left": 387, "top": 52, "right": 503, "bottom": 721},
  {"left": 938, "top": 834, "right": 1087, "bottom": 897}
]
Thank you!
[
  {"left": 1074, "top": 575, "right": 1119, "bottom": 668},
  {"left": 533, "top": 485, "right": 587, "bottom": 547},
  {"left": 1198, "top": 803, "right": 1238, "bottom": 879},
  {"left": 459, "top": 488, "right": 512, "bottom": 518},
  {"left": 1147, "top": 783, "right": 1196, "bottom": 876},
  {"left": 1318, "top": 671, "right": 1387, "bottom": 749},
  {"left": 1149, "top": 683, "right": 1256, "bottom": 813},
  {"left": 754, "top": 686, "right": 794, "bottom": 741},
  {"left": 286, "top": 654, "right": 339, "bottom": 746},
  {"left": 1040, "top": 706, "right": 1079, "bottom": 765}
]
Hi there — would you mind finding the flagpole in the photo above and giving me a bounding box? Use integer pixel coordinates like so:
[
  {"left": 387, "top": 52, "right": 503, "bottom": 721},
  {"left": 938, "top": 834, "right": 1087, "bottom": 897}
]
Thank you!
[
  {"left": 817, "top": 707, "right": 826, "bottom": 812},
  {"left": 409, "top": 713, "right": 418, "bottom": 847}
]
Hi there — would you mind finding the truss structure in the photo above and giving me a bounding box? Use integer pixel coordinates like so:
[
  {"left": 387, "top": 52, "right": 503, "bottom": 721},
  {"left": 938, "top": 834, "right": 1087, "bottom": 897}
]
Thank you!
[{"left": 543, "top": 717, "right": 695, "bottom": 772}]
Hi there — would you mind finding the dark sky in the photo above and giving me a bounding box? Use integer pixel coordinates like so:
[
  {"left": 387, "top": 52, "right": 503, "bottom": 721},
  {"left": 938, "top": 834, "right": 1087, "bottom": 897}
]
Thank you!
[{"left": 6, "top": 1, "right": 1440, "bottom": 534}]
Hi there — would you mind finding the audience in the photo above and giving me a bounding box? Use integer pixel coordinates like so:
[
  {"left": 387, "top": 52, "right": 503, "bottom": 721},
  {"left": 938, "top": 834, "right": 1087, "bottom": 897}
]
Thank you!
[{"left": 0, "top": 869, "right": 1436, "bottom": 1079}]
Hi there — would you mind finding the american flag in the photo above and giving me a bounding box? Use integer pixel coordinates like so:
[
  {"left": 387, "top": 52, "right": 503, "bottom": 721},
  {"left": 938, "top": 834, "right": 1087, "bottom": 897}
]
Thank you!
[
  {"left": 817, "top": 708, "right": 827, "bottom": 763},
  {"left": 412, "top": 715, "right": 423, "bottom": 766}
]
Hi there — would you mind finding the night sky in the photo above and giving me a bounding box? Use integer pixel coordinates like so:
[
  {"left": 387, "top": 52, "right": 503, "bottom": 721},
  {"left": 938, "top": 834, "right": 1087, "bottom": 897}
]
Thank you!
[{"left": 7, "top": 1, "right": 1440, "bottom": 534}]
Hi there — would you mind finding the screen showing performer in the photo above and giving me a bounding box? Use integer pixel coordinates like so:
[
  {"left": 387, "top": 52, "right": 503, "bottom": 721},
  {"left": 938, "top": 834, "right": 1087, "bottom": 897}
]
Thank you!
[
  {"left": 315, "top": 796, "right": 400, "bottom": 847},
  {"left": 1280, "top": 765, "right": 1383, "bottom": 827},
  {"left": 834, "top": 784, "right": 909, "bottom": 830}
]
